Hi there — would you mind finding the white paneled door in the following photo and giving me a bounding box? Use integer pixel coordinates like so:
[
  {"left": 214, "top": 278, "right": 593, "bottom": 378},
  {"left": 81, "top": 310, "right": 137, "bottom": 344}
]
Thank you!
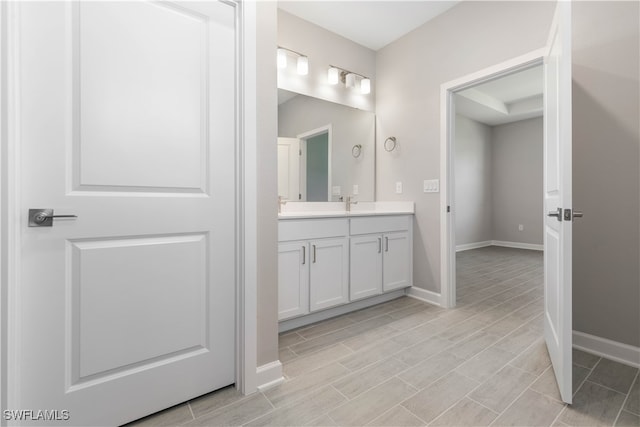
[
  {"left": 543, "top": 1, "right": 573, "bottom": 404},
  {"left": 277, "top": 137, "right": 301, "bottom": 201},
  {"left": 16, "top": 1, "right": 237, "bottom": 425}
]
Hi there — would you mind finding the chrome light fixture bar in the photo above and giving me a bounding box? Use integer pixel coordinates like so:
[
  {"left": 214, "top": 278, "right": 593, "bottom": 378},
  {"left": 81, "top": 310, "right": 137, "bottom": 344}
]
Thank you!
[
  {"left": 277, "top": 46, "right": 309, "bottom": 76},
  {"left": 327, "top": 65, "right": 371, "bottom": 95}
]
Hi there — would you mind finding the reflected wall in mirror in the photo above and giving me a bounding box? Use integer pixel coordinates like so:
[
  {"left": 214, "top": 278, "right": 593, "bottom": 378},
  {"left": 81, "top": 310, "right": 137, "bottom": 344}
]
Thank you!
[{"left": 278, "top": 89, "right": 375, "bottom": 202}]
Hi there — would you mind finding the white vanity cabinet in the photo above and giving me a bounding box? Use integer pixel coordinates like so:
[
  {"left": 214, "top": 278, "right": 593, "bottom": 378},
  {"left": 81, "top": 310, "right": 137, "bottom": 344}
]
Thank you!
[
  {"left": 277, "top": 242, "right": 309, "bottom": 320},
  {"left": 350, "top": 216, "right": 413, "bottom": 299},
  {"left": 308, "top": 238, "right": 349, "bottom": 311},
  {"left": 278, "top": 218, "right": 349, "bottom": 320},
  {"left": 278, "top": 212, "right": 413, "bottom": 324}
]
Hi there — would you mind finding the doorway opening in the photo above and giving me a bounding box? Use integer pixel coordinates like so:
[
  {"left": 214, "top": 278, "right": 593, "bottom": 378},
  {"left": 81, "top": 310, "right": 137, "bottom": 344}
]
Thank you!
[
  {"left": 440, "top": 50, "right": 546, "bottom": 309},
  {"left": 298, "top": 125, "right": 332, "bottom": 202},
  {"left": 453, "top": 64, "right": 544, "bottom": 307}
]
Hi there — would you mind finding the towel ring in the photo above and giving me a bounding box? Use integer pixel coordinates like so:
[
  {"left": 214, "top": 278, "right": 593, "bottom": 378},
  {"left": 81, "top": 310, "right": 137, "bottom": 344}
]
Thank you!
[
  {"left": 384, "top": 137, "right": 397, "bottom": 152},
  {"left": 352, "top": 144, "right": 362, "bottom": 158}
]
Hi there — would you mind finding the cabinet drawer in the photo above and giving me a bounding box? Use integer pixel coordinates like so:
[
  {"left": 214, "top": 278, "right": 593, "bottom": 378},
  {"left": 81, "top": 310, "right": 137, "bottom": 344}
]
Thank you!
[
  {"left": 350, "top": 215, "right": 410, "bottom": 235},
  {"left": 279, "top": 218, "right": 349, "bottom": 241}
]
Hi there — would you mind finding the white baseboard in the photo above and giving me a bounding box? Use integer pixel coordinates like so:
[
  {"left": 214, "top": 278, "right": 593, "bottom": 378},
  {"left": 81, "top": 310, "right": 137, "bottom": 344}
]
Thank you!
[
  {"left": 407, "top": 287, "right": 442, "bottom": 307},
  {"left": 256, "top": 360, "right": 284, "bottom": 392},
  {"left": 491, "top": 240, "right": 543, "bottom": 251},
  {"left": 456, "top": 241, "right": 492, "bottom": 252},
  {"left": 573, "top": 331, "right": 640, "bottom": 369}
]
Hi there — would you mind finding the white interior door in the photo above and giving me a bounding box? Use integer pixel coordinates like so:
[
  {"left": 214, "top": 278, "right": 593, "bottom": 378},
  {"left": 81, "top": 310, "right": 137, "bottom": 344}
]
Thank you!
[
  {"left": 277, "top": 137, "right": 300, "bottom": 201},
  {"left": 15, "top": 1, "right": 237, "bottom": 425},
  {"left": 543, "top": 1, "right": 573, "bottom": 404}
]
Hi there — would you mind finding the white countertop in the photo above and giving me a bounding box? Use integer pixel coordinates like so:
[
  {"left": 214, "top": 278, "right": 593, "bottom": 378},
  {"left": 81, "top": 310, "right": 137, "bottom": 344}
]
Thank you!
[{"left": 278, "top": 201, "right": 414, "bottom": 219}]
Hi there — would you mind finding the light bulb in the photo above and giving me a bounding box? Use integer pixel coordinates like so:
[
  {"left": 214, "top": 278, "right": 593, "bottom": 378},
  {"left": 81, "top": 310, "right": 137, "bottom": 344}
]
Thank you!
[
  {"left": 360, "top": 78, "right": 371, "bottom": 94},
  {"left": 328, "top": 67, "right": 339, "bottom": 85},
  {"left": 297, "top": 56, "right": 308, "bottom": 75},
  {"left": 277, "top": 49, "right": 287, "bottom": 69},
  {"left": 345, "top": 73, "right": 357, "bottom": 89}
]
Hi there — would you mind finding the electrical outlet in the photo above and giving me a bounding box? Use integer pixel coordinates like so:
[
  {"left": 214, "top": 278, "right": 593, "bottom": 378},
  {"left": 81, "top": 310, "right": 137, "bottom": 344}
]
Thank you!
[
  {"left": 332, "top": 186, "right": 341, "bottom": 196},
  {"left": 395, "top": 182, "right": 403, "bottom": 194},
  {"left": 518, "top": 224, "right": 524, "bottom": 231},
  {"left": 353, "top": 184, "right": 359, "bottom": 195}
]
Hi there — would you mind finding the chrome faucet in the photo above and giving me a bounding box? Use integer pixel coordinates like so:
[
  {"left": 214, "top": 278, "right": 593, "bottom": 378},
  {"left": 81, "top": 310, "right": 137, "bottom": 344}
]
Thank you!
[
  {"left": 278, "top": 196, "right": 287, "bottom": 214},
  {"left": 346, "top": 195, "right": 358, "bottom": 212}
]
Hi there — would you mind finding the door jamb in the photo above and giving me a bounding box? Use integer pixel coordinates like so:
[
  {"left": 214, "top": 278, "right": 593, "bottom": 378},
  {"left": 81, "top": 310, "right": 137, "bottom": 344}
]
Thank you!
[{"left": 439, "top": 48, "right": 546, "bottom": 309}]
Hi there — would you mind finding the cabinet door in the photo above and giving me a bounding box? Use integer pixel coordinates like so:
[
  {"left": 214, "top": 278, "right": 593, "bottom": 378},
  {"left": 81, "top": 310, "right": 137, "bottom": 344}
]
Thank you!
[
  {"left": 383, "top": 231, "right": 412, "bottom": 292},
  {"left": 278, "top": 242, "right": 309, "bottom": 320},
  {"left": 310, "top": 238, "right": 349, "bottom": 312},
  {"left": 350, "top": 235, "right": 383, "bottom": 301}
]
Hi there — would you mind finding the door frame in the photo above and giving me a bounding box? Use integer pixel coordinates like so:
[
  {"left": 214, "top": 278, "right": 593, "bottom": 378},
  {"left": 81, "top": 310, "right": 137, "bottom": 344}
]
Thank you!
[
  {"left": 297, "top": 124, "right": 332, "bottom": 202},
  {"left": 0, "top": 0, "right": 259, "bottom": 416},
  {"left": 439, "top": 48, "right": 546, "bottom": 309}
]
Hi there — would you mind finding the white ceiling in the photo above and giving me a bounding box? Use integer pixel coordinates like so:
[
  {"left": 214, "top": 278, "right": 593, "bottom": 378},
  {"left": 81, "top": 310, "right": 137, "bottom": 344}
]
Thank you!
[
  {"left": 455, "top": 65, "right": 544, "bottom": 126},
  {"left": 278, "top": 1, "right": 460, "bottom": 51}
]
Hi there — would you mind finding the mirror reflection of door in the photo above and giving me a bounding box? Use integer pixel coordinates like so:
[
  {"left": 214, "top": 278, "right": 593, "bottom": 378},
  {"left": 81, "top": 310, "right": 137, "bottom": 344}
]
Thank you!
[
  {"left": 302, "top": 132, "right": 330, "bottom": 201},
  {"left": 277, "top": 137, "right": 300, "bottom": 201}
]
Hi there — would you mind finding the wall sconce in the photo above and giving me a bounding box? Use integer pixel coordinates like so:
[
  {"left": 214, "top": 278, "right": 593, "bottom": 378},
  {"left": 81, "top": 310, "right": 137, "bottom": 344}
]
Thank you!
[
  {"left": 327, "top": 65, "right": 372, "bottom": 95},
  {"left": 277, "top": 46, "right": 308, "bottom": 76}
]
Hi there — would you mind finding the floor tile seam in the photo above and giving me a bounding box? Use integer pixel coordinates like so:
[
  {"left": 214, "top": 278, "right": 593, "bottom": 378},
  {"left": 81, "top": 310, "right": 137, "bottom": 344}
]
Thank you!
[
  {"left": 285, "top": 342, "right": 357, "bottom": 371},
  {"left": 571, "top": 357, "right": 602, "bottom": 401},
  {"left": 188, "top": 392, "right": 254, "bottom": 421},
  {"left": 530, "top": 366, "right": 568, "bottom": 405},
  {"left": 373, "top": 403, "right": 426, "bottom": 426},
  {"left": 612, "top": 369, "right": 639, "bottom": 425},
  {"left": 456, "top": 360, "right": 543, "bottom": 416},
  {"left": 191, "top": 393, "right": 275, "bottom": 427},
  {"left": 486, "top": 365, "right": 566, "bottom": 426},
  {"left": 505, "top": 337, "right": 550, "bottom": 373},
  {"left": 464, "top": 286, "right": 541, "bottom": 316},
  {"left": 329, "top": 383, "right": 351, "bottom": 402},
  {"left": 581, "top": 379, "right": 629, "bottom": 397},
  {"left": 186, "top": 403, "right": 196, "bottom": 422},
  {"left": 425, "top": 393, "right": 498, "bottom": 427},
  {"left": 327, "top": 376, "right": 419, "bottom": 425}
]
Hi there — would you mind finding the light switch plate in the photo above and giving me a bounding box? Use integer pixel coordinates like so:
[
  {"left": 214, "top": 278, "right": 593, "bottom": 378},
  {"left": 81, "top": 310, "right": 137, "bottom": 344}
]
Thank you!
[
  {"left": 423, "top": 179, "right": 440, "bottom": 193},
  {"left": 395, "top": 182, "right": 403, "bottom": 194},
  {"left": 353, "top": 184, "right": 359, "bottom": 195}
]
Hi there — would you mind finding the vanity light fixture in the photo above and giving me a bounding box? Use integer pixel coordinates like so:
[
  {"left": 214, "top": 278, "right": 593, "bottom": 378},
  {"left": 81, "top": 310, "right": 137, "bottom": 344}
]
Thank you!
[
  {"left": 328, "top": 67, "right": 340, "bottom": 85},
  {"left": 277, "top": 48, "right": 287, "bottom": 69},
  {"left": 360, "top": 78, "right": 371, "bottom": 95},
  {"left": 277, "top": 46, "right": 309, "bottom": 76},
  {"left": 297, "top": 56, "right": 309, "bottom": 75},
  {"left": 328, "top": 65, "right": 372, "bottom": 95}
]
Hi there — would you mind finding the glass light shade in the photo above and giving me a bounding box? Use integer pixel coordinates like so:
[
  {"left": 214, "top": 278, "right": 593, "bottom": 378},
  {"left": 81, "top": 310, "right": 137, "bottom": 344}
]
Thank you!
[
  {"left": 277, "top": 49, "right": 287, "bottom": 69},
  {"left": 360, "top": 78, "right": 371, "bottom": 94},
  {"left": 345, "top": 73, "right": 357, "bottom": 89},
  {"left": 297, "top": 56, "right": 309, "bottom": 75},
  {"left": 328, "top": 67, "right": 339, "bottom": 85}
]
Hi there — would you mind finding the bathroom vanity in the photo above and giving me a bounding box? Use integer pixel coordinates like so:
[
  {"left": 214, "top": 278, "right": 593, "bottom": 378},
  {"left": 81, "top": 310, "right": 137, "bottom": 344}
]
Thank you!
[{"left": 278, "top": 202, "right": 414, "bottom": 331}]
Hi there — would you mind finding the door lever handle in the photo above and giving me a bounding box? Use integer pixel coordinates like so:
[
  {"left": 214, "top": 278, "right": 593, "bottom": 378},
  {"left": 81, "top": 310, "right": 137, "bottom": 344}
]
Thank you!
[
  {"left": 547, "top": 208, "right": 562, "bottom": 221},
  {"left": 29, "top": 209, "right": 77, "bottom": 227}
]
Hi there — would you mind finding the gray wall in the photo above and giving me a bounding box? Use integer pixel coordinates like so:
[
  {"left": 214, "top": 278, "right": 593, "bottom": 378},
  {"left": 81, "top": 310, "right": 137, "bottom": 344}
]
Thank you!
[
  {"left": 376, "top": 0, "right": 639, "bottom": 348},
  {"left": 256, "top": 1, "right": 279, "bottom": 366},
  {"left": 572, "top": 1, "right": 639, "bottom": 347},
  {"left": 455, "top": 116, "right": 543, "bottom": 248},
  {"left": 455, "top": 115, "right": 493, "bottom": 246},
  {"left": 376, "top": 1, "right": 557, "bottom": 294},
  {"left": 492, "top": 117, "right": 543, "bottom": 245},
  {"left": 278, "top": 10, "right": 376, "bottom": 112},
  {"left": 278, "top": 95, "right": 376, "bottom": 201}
]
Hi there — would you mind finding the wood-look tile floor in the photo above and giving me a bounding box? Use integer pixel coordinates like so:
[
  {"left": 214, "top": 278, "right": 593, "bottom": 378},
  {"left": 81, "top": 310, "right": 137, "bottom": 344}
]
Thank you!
[{"left": 130, "top": 247, "right": 639, "bottom": 426}]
